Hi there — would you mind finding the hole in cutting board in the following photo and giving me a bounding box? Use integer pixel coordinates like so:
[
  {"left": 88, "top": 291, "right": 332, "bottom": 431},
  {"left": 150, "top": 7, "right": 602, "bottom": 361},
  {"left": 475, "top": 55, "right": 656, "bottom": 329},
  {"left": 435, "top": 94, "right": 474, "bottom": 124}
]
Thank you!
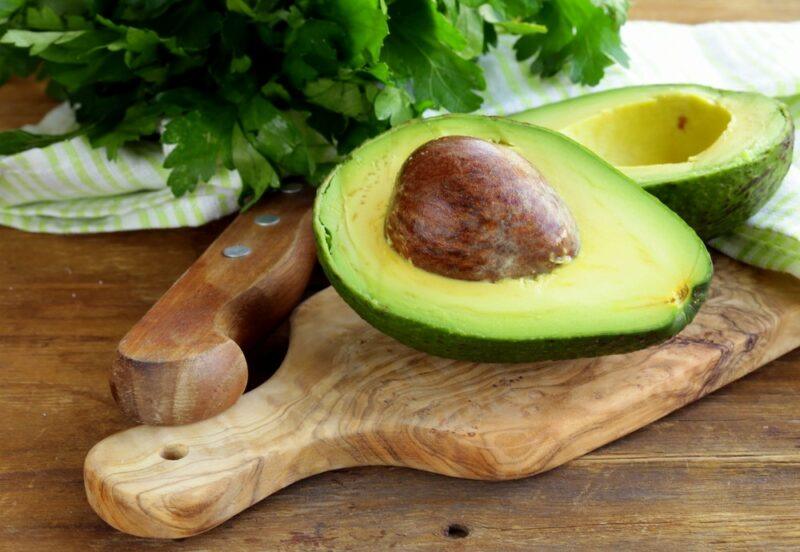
[
  {"left": 161, "top": 444, "right": 188, "bottom": 461},
  {"left": 445, "top": 524, "right": 469, "bottom": 539}
]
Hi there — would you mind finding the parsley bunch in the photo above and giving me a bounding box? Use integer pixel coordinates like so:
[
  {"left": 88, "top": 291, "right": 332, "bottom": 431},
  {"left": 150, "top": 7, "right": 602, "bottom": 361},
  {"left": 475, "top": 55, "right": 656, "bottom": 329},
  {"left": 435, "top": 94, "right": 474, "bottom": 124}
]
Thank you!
[{"left": 0, "top": 0, "right": 628, "bottom": 206}]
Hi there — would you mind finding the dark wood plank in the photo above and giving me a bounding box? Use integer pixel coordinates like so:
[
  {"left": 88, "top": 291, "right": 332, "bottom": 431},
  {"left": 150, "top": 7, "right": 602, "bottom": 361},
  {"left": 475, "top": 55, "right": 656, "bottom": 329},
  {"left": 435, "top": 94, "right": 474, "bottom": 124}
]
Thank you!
[{"left": 1, "top": 1, "right": 800, "bottom": 549}]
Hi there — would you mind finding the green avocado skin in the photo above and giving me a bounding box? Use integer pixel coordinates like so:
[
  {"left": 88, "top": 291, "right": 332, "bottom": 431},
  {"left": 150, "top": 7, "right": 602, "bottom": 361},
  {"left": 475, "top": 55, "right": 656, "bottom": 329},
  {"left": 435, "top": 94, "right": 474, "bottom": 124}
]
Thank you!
[
  {"left": 316, "top": 238, "right": 713, "bottom": 363},
  {"left": 647, "top": 114, "right": 794, "bottom": 240}
]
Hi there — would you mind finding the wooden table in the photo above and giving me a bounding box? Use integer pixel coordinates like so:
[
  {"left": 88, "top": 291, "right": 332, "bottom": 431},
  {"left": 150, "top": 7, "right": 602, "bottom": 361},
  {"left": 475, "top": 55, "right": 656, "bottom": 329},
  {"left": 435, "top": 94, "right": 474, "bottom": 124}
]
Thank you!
[{"left": 1, "top": 2, "right": 799, "bottom": 550}]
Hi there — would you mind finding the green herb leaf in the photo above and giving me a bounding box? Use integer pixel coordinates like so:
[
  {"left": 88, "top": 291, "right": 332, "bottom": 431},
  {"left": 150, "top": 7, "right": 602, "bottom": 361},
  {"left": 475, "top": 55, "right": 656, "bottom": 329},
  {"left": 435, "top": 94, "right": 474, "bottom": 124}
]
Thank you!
[
  {"left": 382, "top": 0, "right": 485, "bottom": 113},
  {"left": 317, "top": 0, "right": 388, "bottom": 65},
  {"left": 162, "top": 106, "right": 236, "bottom": 196},
  {"left": 495, "top": 21, "right": 547, "bottom": 35},
  {"left": 304, "top": 78, "right": 372, "bottom": 120},
  {"left": 0, "top": 127, "right": 81, "bottom": 155},
  {"left": 231, "top": 122, "right": 280, "bottom": 209},
  {"left": 0, "top": 0, "right": 24, "bottom": 21},
  {"left": 90, "top": 103, "right": 162, "bottom": 158},
  {"left": 238, "top": 93, "right": 314, "bottom": 177},
  {"left": 374, "top": 85, "right": 413, "bottom": 126},
  {"left": 514, "top": 0, "right": 629, "bottom": 86}
]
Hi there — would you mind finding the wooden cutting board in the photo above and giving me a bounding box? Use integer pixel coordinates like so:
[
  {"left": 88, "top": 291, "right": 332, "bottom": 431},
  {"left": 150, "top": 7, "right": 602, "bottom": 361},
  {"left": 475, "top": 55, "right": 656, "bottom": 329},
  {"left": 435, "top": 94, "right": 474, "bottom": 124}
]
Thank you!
[{"left": 84, "top": 255, "right": 800, "bottom": 539}]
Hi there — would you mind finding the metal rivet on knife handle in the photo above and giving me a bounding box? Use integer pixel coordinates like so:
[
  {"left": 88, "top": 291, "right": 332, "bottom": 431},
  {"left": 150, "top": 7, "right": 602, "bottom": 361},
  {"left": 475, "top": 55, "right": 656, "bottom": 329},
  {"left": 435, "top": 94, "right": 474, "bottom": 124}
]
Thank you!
[
  {"left": 223, "top": 245, "right": 252, "bottom": 258},
  {"left": 255, "top": 214, "right": 280, "bottom": 227},
  {"left": 281, "top": 183, "right": 303, "bottom": 194}
]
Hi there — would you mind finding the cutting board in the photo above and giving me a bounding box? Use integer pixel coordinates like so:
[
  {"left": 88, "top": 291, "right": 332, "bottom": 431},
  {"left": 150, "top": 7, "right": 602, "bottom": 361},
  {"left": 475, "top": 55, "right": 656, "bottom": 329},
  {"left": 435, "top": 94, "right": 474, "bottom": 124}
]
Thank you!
[{"left": 84, "top": 255, "right": 800, "bottom": 539}]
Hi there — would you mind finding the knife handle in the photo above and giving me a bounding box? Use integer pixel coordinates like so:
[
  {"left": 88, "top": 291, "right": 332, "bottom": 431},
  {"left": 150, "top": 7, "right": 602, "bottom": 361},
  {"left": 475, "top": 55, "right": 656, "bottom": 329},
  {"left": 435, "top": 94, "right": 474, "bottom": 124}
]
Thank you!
[{"left": 110, "top": 187, "right": 316, "bottom": 426}]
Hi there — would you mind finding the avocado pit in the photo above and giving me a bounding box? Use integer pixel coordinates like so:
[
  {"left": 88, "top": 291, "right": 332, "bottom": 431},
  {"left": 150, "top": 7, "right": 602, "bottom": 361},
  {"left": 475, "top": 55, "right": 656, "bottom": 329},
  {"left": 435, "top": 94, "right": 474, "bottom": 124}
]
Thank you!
[{"left": 385, "top": 135, "right": 580, "bottom": 282}]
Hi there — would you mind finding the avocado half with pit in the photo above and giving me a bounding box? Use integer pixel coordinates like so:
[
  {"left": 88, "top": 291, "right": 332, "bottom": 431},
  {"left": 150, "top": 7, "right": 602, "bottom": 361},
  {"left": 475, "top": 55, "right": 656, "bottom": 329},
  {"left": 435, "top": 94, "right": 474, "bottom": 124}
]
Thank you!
[
  {"left": 512, "top": 85, "right": 794, "bottom": 240},
  {"left": 313, "top": 115, "right": 712, "bottom": 362}
]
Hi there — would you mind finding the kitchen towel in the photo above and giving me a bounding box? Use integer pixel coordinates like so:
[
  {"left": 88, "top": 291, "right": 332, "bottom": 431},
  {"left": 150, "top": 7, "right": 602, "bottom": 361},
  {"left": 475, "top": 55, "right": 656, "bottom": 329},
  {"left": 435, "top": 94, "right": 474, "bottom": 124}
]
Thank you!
[{"left": 1, "top": 21, "right": 799, "bottom": 278}]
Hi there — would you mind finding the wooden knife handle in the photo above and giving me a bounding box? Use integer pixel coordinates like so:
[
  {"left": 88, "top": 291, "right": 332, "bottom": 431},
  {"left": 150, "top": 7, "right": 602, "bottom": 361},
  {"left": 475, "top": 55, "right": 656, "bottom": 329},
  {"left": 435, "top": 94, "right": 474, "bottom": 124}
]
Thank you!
[{"left": 110, "top": 187, "right": 316, "bottom": 426}]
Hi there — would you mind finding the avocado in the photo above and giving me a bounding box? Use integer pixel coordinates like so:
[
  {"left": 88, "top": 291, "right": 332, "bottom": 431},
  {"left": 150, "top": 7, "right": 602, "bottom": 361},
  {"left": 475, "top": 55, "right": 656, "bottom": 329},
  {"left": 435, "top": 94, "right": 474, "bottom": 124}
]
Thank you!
[
  {"left": 512, "top": 85, "right": 794, "bottom": 240},
  {"left": 314, "top": 115, "right": 712, "bottom": 363}
]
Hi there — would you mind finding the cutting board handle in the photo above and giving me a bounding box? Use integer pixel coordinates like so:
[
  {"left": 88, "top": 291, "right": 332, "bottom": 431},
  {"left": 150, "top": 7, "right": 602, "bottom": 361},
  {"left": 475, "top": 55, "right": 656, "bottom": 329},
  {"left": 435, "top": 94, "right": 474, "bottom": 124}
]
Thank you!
[
  {"left": 110, "top": 186, "right": 316, "bottom": 426},
  {"left": 86, "top": 370, "right": 351, "bottom": 539}
]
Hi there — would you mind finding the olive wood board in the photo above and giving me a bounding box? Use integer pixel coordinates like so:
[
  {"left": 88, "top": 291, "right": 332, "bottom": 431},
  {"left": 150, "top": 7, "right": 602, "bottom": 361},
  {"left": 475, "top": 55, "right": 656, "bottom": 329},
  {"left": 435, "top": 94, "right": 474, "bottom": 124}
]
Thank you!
[{"left": 84, "top": 255, "right": 800, "bottom": 539}]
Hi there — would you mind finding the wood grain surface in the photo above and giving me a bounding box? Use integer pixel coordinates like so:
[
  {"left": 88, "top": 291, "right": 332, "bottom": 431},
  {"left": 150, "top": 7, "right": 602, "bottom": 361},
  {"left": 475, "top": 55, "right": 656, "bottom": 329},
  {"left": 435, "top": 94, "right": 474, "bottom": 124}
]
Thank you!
[
  {"left": 1, "top": 1, "right": 800, "bottom": 550},
  {"left": 84, "top": 256, "right": 800, "bottom": 539},
  {"left": 111, "top": 188, "right": 315, "bottom": 426}
]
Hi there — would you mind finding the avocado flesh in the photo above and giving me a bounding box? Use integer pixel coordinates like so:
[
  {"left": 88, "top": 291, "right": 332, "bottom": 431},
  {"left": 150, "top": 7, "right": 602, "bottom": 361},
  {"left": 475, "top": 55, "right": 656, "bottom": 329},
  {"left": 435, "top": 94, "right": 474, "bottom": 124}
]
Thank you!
[
  {"left": 512, "top": 85, "right": 794, "bottom": 239},
  {"left": 315, "top": 116, "right": 712, "bottom": 362}
]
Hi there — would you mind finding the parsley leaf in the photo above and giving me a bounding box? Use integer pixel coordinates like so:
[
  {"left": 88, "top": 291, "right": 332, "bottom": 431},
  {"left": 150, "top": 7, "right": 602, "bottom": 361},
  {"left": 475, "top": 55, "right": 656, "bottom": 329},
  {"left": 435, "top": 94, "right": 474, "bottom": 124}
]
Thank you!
[
  {"left": 237, "top": 93, "right": 314, "bottom": 177},
  {"left": 0, "top": 127, "right": 81, "bottom": 155},
  {"left": 514, "top": 0, "right": 629, "bottom": 86},
  {"left": 231, "top": 122, "right": 280, "bottom": 208},
  {"left": 162, "top": 106, "right": 236, "bottom": 196},
  {"left": 383, "top": 0, "right": 485, "bottom": 113},
  {"left": 90, "top": 102, "right": 162, "bottom": 158}
]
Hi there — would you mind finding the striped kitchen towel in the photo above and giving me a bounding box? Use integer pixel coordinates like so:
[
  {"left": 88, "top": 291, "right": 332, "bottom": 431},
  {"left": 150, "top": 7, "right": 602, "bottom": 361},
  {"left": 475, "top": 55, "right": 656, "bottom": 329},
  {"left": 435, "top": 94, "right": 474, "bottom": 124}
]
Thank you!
[
  {"left": 0, "top": 21, "right": 799, "bottom": 278},
  {"left": 0, "top": 103, "right": 241, "bottom": 233}
]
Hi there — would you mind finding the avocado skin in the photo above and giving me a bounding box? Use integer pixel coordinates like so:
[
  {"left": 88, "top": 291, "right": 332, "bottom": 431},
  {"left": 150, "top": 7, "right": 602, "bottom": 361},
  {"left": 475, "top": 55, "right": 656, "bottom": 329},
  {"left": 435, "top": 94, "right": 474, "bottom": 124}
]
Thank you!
[
  {"left": 316, "top": 238, "right": 713, "bottom": 363},
  {"left": 647, "top": 113, "right": 794, "bottom": 240}
]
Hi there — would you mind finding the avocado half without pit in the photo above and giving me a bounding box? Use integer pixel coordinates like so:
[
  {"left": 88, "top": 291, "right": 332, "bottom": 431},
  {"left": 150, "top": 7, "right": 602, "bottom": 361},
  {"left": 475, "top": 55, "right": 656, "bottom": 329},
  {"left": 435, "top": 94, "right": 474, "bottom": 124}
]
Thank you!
[
  {"left": 313, "top": 116, "right": 713, "bottom": 363},
  {"left": 512, "top": 84, "right": 794, "bottom": 239}
]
